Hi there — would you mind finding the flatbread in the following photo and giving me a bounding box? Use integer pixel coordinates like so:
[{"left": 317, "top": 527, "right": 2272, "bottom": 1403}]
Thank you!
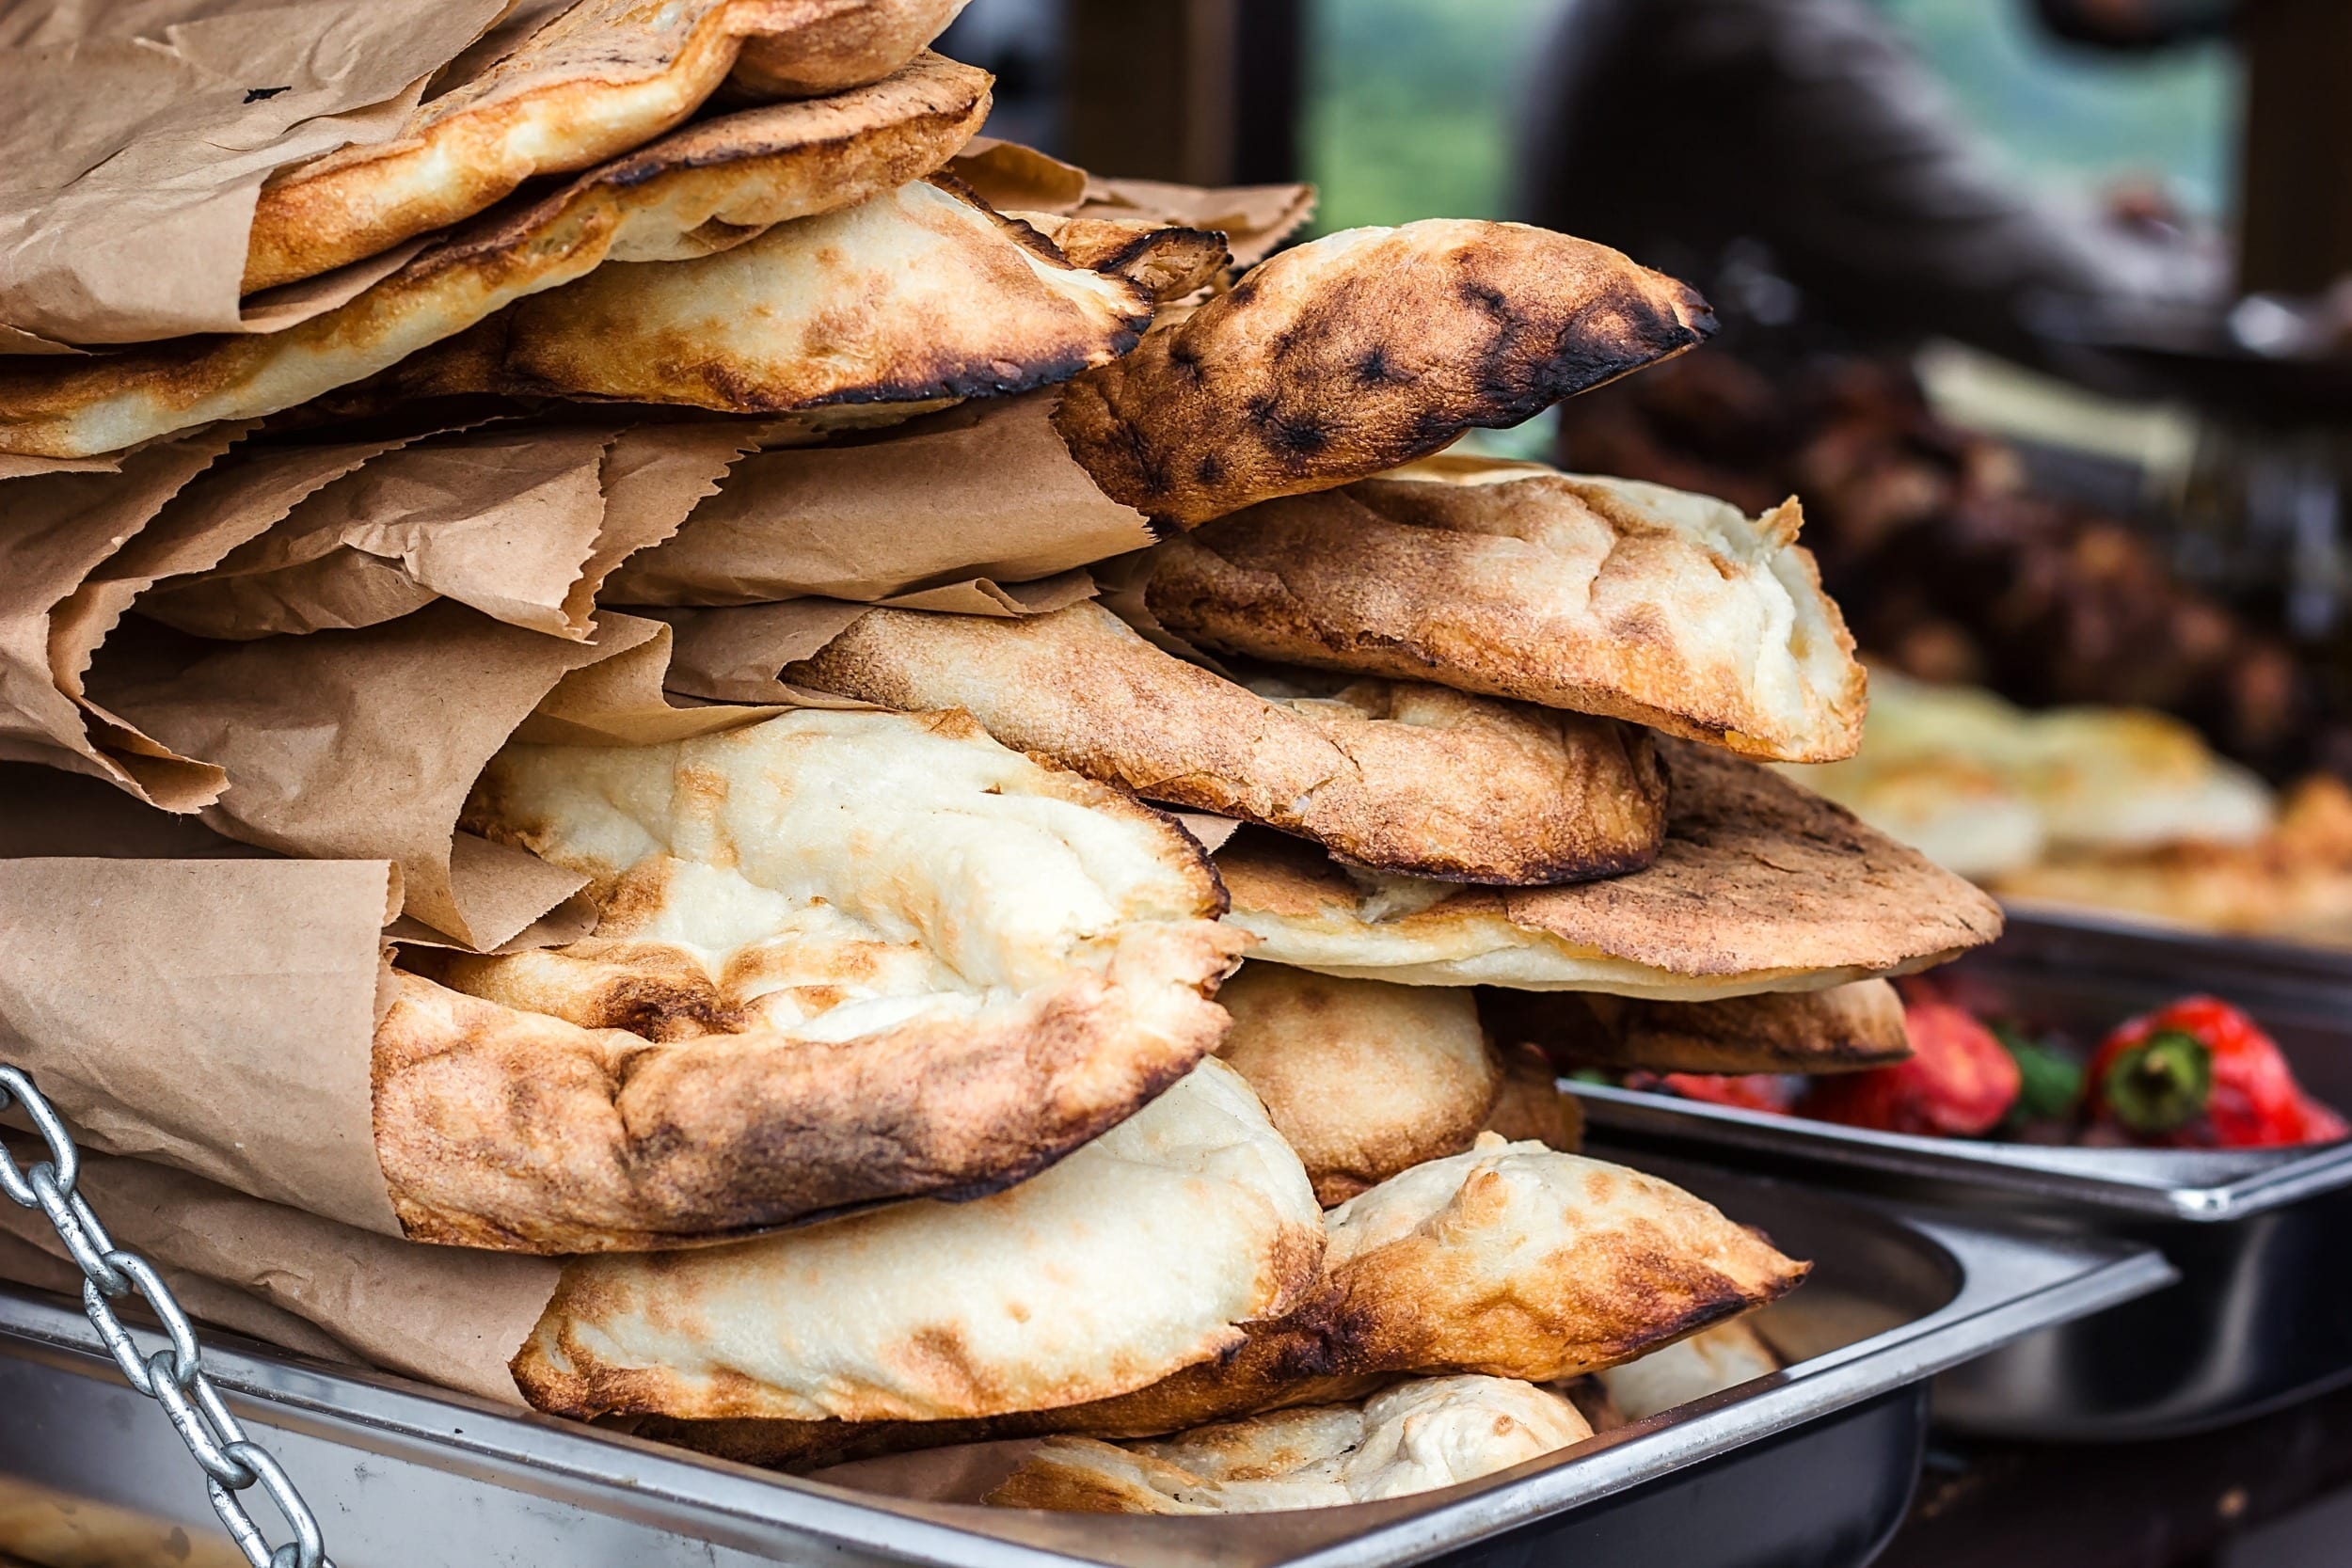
[
  {"left": 0, "top": 57, "right": 991, "bottom": 458},
  {"left": 375, "top": 706, "right": 1245, "bottom": 1252},
  {"left": 1144, "top": 454, "right": 1867, "bottom": 764},
  {"left": 947, "top": 136, "right": 1315, "bottom": 267},
  {"left": 1590, "top": 1318, "right": 1779, "bottom": 1424},
  {"left": 1215, "top": 964, "right": 1502, "bottom": 1207},
  {"left": 1050, "top": 221, "right": 1715, "bottom": 527},
  {"left": 629, "top": 1134, "right": 1803, "bottom": 1466},
  {"left": 987, "top": 1375, "right": 1591, "bottom": 1513},
  {"left": 348, "top": 177, "right": 1151, "bottom": 416},
  {"left": 787, "top": 600, "right": 1668, "bottom": 884},
  {"left": 1015, "top": 214, "right": 1232, "bottom": 302},
  {"left": 244, "top": 0, "right": 969, "bottom": 293},
  {"left": 1483, "top": 979, "right": 1911, "bottom": 1075},
  {"left": 1216, "top": 741, "right": 2004, "bottom": 998},
  {"left": 512, "top": 1057, "right": 1326, "bottom": 1421}
]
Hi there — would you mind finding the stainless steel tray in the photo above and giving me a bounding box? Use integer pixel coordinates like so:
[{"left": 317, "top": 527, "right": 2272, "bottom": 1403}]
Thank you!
[
  {"left": 1573, "top": 912, "right": 2352, "bottom": 1438},
  {"left": 0, "top": 1158, "right": 2162, "bottom": 1568}
]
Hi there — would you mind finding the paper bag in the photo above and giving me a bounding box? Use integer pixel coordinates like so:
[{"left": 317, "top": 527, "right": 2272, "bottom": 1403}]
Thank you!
[
  {"left": 0, "top": 0, "right": 513, "bottom": 346},
  {"left": 947, "top": 137, "right": 1316, "bottom": 265},
  {"left": 604, "top": 394, "right": 1156, "bottom": 608},
  {"left": 138, "top": 422, "right": 751, "bottom": 641},
  {"left": 0, "top": 1145, "right": 557, "bottom": 1404}
]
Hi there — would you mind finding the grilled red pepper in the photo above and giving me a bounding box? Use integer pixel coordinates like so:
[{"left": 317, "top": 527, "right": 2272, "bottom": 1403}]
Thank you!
[
  {"left": 1800, "top": 995, "right": 2020, "bottom": 1136},
  {"left": 2088, "top": 996, "right": 2348, "bottom": 1148}
]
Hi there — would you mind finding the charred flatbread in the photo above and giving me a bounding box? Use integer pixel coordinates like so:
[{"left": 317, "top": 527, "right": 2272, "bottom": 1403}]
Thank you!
[
  {"left": 1215, "top": 964, "right": 1502, "bottom": 1207},
  {"left": 513, "top": 1058, "right": 1325, "bottom": 1421},
  {"left": 1483, "top": 980, "right": 1912, "bottom": 1075},
  {"left": 1143, "top": 454, "right": 1867, "bottom": 764},
  {"left": 986, "top": 1375, "right": 1590, "bottom": 1513},
  {"left": 375, "top": 706, "right": 1244, "bottom": 1253},
  {"left": 1051, "top": 221, "right": 1715, "bottom": 527},
  {"left": 0, "top": 58, "right": 990, "bottom": 458},
  {"left": 787, "top": 601, "right": 1668, "bottom": 884},
  {"left": 1216, "top": 741, "right": 2003, "bottom": 998},
  {"left": 629, "top": 1133, "right": 1803, "bottom": 1466},
  {"left": 348, "top": 177, "right": 1150, "bottom": 417},
  {"left": 244, "top": 0, "right": 970, "bottom": 293}
]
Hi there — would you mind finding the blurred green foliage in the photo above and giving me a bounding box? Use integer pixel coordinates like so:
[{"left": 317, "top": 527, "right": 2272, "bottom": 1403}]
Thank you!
[{"left": 1303, "top": 0, "right": 2241, "bottom": 237}]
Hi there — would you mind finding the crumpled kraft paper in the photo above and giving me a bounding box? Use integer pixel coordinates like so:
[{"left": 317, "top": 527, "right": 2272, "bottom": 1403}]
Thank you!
[
  {"left": 138, "top": 422, "right": 751, "bottom": 641},
  {"left": 86, "top": 603, "right": 777, "bottom": 948},
  {"left": 0, "top": 0, "right": 512, "bottom": 347},
  {"left": 0, "top": 1144, "right": 556, "bottom": 1402},
  {"left": 603, "top": 393, "right": 1156, "bottom": 609}
]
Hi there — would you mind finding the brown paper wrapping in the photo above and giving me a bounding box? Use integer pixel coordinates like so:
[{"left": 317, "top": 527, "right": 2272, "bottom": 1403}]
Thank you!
[
  {"left": 86, "top": 605, "right": 773, "bottom": 948},
  {"left": 0, "top": 1146, "right": 557, "bottom": 1404},
  {"left": 605, "top": 395, "right": 1156, "bottom": 608},
  {"left": 0, "top": 855, "right": 401, "bottom": 1232},
  {"left": 140, "top": 423, "right": 753, "bottom": 641},
  {"left": 947, "top": 137, "right": 1316, "bottom": 265},
  {"left": 0, "top": 0, "right": 512, "bottom": 346}
]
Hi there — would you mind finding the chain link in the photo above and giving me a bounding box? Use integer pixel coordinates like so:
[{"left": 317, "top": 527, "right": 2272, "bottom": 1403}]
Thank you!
[{"left": 0, "top": 1066, "right": 331, "bottom": 1568}]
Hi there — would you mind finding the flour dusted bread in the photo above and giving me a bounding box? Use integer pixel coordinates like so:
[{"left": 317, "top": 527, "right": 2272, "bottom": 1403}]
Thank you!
[
  {"left": 243, "top": 0, "right": 971, "bottom": 293},
  {"left": 1216, "top": 741, "right": 2002, "bottom": 998},
  {"left": 512, "top": 1058, "right": 1324, "bottom": 1421},
  {"left": 1215, "top": 965, "right": 1502, "bottom": 1206},
  {"left": 987, "top": 1375, "right": 1591, "bottom": 1513},
  {"left": 1485, "top": 980, "right": 1911, "bottom": 1075},
  {"left": 356, "top": 178, "right": 1151, "bottom": 417},
  {"left": 374, "top": 707, "right": 1244, "bottom": 1253},
  {"left": 630, "top": 1134, "right": 1802, "bottom": 1465},
  {"left": 1144, "top": 455, "right": 1866, "bottom": 763},
  {"left": 0, "top": 58, "right": 990, "bottom": 457},
  {"left": 787, "top": 601, "right": 1667, "bottom": 884},
  {"left": 1051, "top": 221, "right": 1713, "bottom": 526}
]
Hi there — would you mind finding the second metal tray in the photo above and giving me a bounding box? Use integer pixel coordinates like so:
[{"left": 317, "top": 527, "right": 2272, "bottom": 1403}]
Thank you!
[{"left": 0, "top": 1157, "right": 2162, "bottom": 1568}]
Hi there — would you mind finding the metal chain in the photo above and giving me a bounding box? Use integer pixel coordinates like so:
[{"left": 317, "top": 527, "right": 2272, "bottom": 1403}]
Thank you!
[{"left": 0, "top": 1066, "right": 331, "bottom": 1568}]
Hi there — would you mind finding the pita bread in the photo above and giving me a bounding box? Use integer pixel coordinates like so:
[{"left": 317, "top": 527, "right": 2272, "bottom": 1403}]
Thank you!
[
  {"left": 987, "top": 1375, "right": 1591, "bottom": 1513},
  {"left": 244, "top": 0, "right": 970, "bottom": 293},
  {"left": 1590, "top": 1318, "right": 1780, "bottom": 1424},
  {"left": 1015, "top": 214, "right": 1232, "bottom": 302},
  {"left": 349, "top": 177, "right": 1150, "bottom": 416},
  {"left": 1216, "top": 964, "right": 1502, "bottom": 1207},
  {"left": 630, "top": 1134, "right": 1803, "bottom": 1465},
  {"left": 512, "top": 1057, "right": 1325, "bottom": 1421},
  {"left": 0, "top": 58, "right": 991, "bottom": 458},
  {"left": 1144, "top": 456, "right": 1867, "bottom": 764},
  {"left": 375, "top": 706, "right": 1245, "bottom": 1252},
  {"left": 1216, "top": 741, "right": 2004, "bottom": 999},
  {"left": 1049, "top": 222, "right": 1715, "bottom": 527},
  {"left": 787, "top": 601, "right": 1669, "bottom": 884},
  {"left": 726, "top": 0, "right": 971, "bottom": 97},
  {"left": 947, "top": 137, "right": 1315, "bottom": 267},
  {"left": 1484, "top": 980, "right": 1912, "bottom": 1075}
]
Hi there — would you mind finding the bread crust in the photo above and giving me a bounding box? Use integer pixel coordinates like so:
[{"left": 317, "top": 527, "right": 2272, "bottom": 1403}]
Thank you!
[
  {"left": 787, "top": 601, "right": 1667, "bottom": 885},
  {"left": 1144, "top": 460, "right": 1867, "bottom": 764},
  {"left": 1216, "top": 740, "right": 2005, "bottom": 996},
  {"left": 0, "top": 58, "right": 990, "bottom": 457},
  {"left": 1050, "top": 220, "right": 1714, "bottom": 526},
  {"left": 1484, "top": 979, "right": 1912, "bottom": 1075},
  {"left": 245, "top": 0, "right": 967, "bottom": 292}
]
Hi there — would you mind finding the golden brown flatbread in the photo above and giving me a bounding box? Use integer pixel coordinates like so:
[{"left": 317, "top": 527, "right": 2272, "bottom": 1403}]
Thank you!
[
  {"left": 514, "top": 1059, "right": 1326, "bottom": 1421},
  {"left": 1016, "top": 214, "right": 1232, "bottom": 302},
  {"left": 1215, "top": 964, "right": 1502, "bottom": 1207},
  {"left": 244, "top": 0, "right": 969, "bottom": 293},
  {"left": 1050, "top": 221, "right": 1714, "bottom": 526},
  {"left": 947, "top": 136, "right": 1314, "bottom": 266},
  {"left": 1484, "top": 980, "right": 1912, "bottom": 1075},
  {"left": 628, "top": 1134, "right": 1803, "bottom": 1466},
  {"left": 986, "top": 1375, "right": 1591, "bottom": 1513},
  {"left": 374, "top": 707, "right": 1243, "bottom": 1253},
  {"left": 342, "top": 177, "right": 1150, "bottom": 417},
  {"left": 787, "top": 601, "right": 1668, "bottom": 884},
  {"left": 1217, "top": 741, "right": 2003, "bottom": 998},
  {"left": 1143, "top": 455, "right": 1867, "bottom": 764},
  {"left": 0, "top": 57, "right": 990, "bottom": 458}
]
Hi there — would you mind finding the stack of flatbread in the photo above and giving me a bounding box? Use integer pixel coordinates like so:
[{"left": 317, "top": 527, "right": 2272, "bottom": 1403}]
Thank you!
[{"left": 0, "top": 0, "right": 2009, "bottom": 1521}]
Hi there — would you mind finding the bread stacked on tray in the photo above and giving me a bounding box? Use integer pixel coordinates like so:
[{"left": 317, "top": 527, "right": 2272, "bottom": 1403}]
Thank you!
[{"left": 0, "top": 0, "right": 2003, "bottom": 1520}]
